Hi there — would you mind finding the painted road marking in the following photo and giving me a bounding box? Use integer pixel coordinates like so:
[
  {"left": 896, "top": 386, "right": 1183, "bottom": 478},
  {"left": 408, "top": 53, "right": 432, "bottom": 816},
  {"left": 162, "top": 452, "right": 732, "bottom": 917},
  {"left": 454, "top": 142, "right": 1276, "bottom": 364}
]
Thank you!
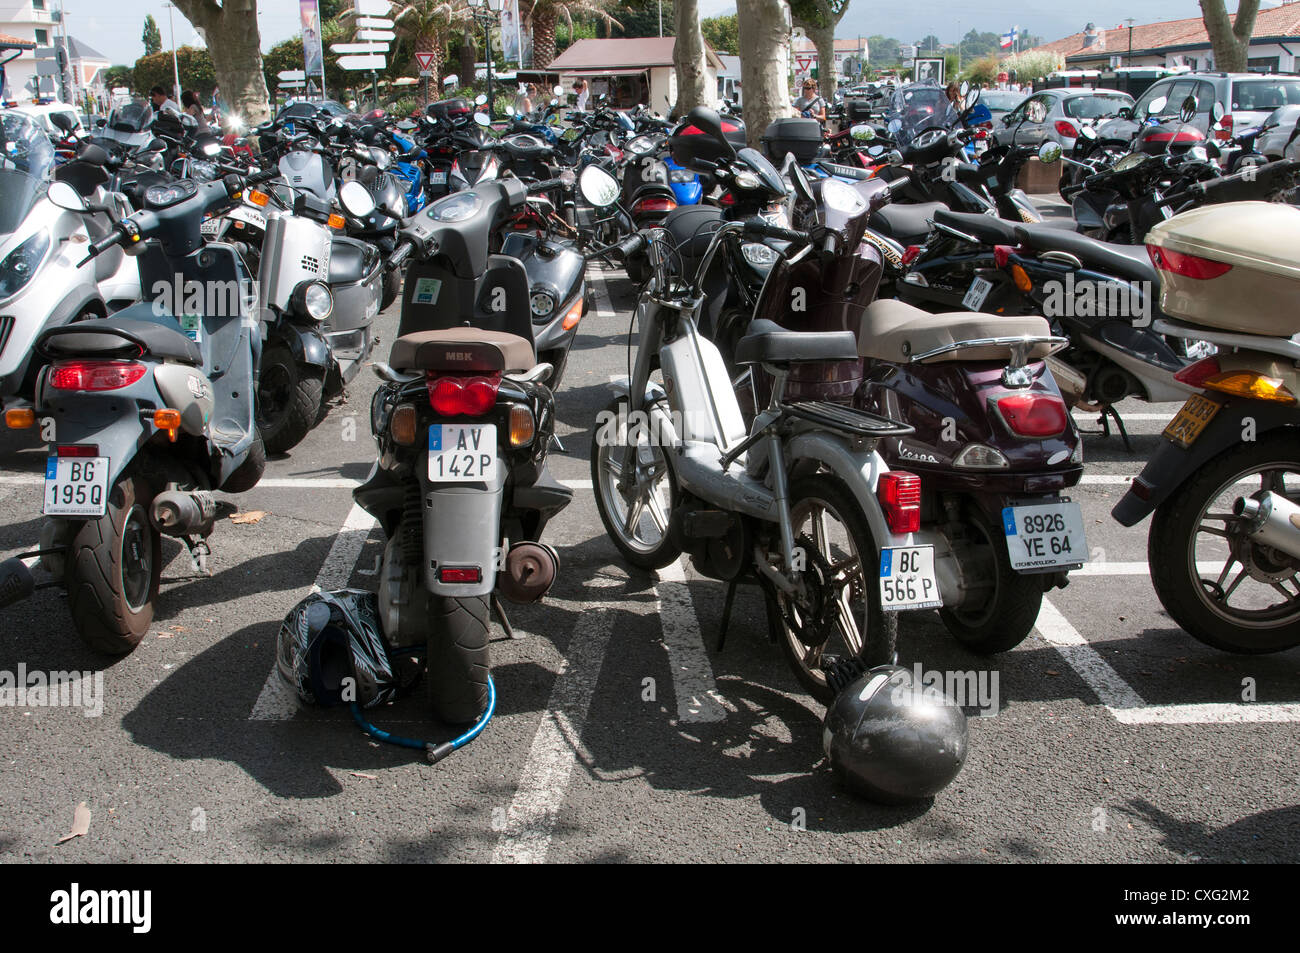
[
  {"left": 656, "top": 559, "right": 727, "bottom": 723},
  {"left": 249, "top": 503, "right": 377, "bottom": 720},
  {"left": 0, "top": 473, "right": 593, "bottom": 491}
]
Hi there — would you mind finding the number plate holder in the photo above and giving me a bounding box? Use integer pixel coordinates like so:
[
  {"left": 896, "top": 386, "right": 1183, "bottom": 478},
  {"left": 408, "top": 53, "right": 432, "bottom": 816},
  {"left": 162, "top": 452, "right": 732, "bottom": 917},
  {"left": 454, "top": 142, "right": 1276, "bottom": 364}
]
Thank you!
[
  {"left": 1001, "top": 500, "right": 1086, "bottom": 572},
  {"left": 1162, "top": 393, "right": 1221, "bottom": 449},
  {"left": 879, "top": 545, "right": 942, "bottom": 611},
  {"left": 428, "top": 424, "right": 497, "bottom": 483},
  {"left": 43, "top": 456, "right": 110, "bottom": 517},
  {"left": 963, "top": 275, "right": 994, "bottom": 311}
]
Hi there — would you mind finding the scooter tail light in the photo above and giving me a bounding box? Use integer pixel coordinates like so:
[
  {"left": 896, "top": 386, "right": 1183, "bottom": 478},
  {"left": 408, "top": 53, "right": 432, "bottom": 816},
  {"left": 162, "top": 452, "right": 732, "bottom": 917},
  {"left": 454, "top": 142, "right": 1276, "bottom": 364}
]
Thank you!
[
  {"left": 426, "top": 373, "right": 501, "bottom": 417},
  {"left": 1215, "top": 112, "right": 1233, "bottom": 141},
  {"left": 900, "top": 245, "right": 922, "bottom": 266},
  {"left": 57, "top": 444, "right": 98, "bottom": 457},
  {"left": 49, "top": 360, "right": 147, "bottom": 391},
  {"left": 438, "top": 566, "right": 482, "bottom": 584},
  {"left": 993, "top": 244, "right": 1012, "bottom": 269},
  {"left": 994, "top": 393, "right": 1069, "bottom": 437},
  {"left": 633, "top": 197, "right": 677, "bottom": 214},
  {"left": 1173, "top": 356, "right": 1222, "bottom": 388},
  {"left": 877, "top": 471, "right": 922, "bottom": 535},
  {"left": 1147, "top": 245, "right": 1232, "bottom": 280}
]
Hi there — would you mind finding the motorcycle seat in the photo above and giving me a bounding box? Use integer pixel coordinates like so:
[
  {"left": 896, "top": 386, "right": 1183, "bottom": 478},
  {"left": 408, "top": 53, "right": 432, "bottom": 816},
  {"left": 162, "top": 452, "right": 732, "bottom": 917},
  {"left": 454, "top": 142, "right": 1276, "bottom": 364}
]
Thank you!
[
  {"left": 933, "top": 208, "right": 1021, "bottom": 245},
  {"left": 868, "top": 202, "right": 945, "bottom": 245},
  {"left": 329, "top": 236, "right": 380, "bottom": 285},
  {"left": 389, "top": 327, "right": 535, "bottom": 374},
  {"left": 859, "top": 298, "right": 1054, "bottom": 364},
  {"left": 37, "top": 314, "right": 202, "bottom": 366},
  {"left": 818, "top": 162, "right": 875, "bottom": 181},
  {"left": 734, "top": 319, "right": 859, "bottom": 366},
  {"left": 1013, "top": 225, "right": 1158, "bottom": 285}
]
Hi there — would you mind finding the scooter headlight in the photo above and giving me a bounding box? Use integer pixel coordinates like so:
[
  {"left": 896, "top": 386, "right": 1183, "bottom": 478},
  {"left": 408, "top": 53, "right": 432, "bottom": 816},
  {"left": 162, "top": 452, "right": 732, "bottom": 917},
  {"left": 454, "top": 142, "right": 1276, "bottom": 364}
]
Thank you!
[
  {"left": 741, "top": 242, "right": 779, "bottom": 267},
  {"left": 0, "top": 229, "right": 50, "bottom": 301},
  {"left": 627, "top": 135, "right": 656, "bottom": 155},
  {"left": 820, "top": 177, "right": 866, "bottom": 214},
  {"left": 292, "top": 280, "right": 333, "bottom": 322},
  {"left": 530, "top": 290, "right": 556, "bottom": 319},
  {"left": 669, "top": 168, "right": 695, "bottom": 183},
  {"left": 427, "top": 192, "right": 481, "bottom": 223}
]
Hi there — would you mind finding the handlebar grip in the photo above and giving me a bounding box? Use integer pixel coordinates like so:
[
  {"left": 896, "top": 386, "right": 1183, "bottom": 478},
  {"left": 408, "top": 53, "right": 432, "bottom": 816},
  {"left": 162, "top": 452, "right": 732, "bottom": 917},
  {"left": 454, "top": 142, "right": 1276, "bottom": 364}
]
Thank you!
[
  {"left": 616, "top": 234, "right": 646, "bottom": 259},
  {"left": 742, "top": 217, "right": 809, "bottom": 245},
  {"left": 387, "top": 242, "right": 414, "bottom": 271}
]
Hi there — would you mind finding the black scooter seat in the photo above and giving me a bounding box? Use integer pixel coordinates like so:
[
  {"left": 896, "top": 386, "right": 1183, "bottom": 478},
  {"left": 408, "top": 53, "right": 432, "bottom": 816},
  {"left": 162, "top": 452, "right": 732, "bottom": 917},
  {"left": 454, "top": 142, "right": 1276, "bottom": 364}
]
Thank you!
[
  {"left": 868, "top": 201, "right": 945, "bottom": 245},
  {"left": 37, "top": 313, "right": 202, "bottom": 366},
  {"left": 1013, "top": 225, "right": 1158, "bottom": 285},
  {"left": 734, "top": 319, "right": 858, "bottom": 366},
  {"left": 933, "top": 208, "right": 1021, "bottom": 245}
]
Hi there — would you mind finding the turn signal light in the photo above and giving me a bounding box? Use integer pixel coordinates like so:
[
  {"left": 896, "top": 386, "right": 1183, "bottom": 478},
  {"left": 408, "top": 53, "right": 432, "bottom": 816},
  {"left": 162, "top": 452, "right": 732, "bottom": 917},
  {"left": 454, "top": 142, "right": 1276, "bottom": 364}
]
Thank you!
[
  {"left": 1009, "top": 263, "right": 1033, "bottom": 293},
  {"left": 4, "top": 408, "right": 35, "bottom": 429},
  {"left": 561, "top": 297, "right": 584, "bottom": 331},
  {"left": 508, "top": 404, "right": 535, "bottom": 447},
  {"left": 152, "top": 408, "right": 181, "bottom": 442},
  {"left": 327, "top": 213, "right": 346, "bottom": 230},
  {"left": 50, "top": 361, "right": 147, "bottom": 391},
  {"left": 877, "top": 471, "right": 922, "bottom": 535},
  {"left": 1147, "top": 245, "right": 1232, "bottom": 280},
  {"left": 390, "top": 403, "right": 417, "bottom": 445},
  {"left": 247, "top": 190, "right": 270, "bottom": 207},
  {"left": 994, "top": 393, "right": 1069, "bottom": 437},
  {"left": 428, "top": 374, "right": 500, "bottom": 417},
  {"left": 1203, "top": 370, "right": 1297, "bottom": 404}
]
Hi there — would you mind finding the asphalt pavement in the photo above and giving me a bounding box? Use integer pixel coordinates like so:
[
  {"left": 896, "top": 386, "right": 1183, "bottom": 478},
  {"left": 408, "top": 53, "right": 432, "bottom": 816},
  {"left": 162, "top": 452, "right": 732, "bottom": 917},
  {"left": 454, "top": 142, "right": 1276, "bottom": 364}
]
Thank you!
[{"left": 0, "top": 236, "right": 1296, "bottom": 864}]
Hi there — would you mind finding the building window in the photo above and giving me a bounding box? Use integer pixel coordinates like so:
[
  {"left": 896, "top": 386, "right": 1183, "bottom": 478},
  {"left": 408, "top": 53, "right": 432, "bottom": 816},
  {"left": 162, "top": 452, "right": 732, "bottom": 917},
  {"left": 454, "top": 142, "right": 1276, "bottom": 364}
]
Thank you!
[
  {"left": 1248, "top": 56, "right": 1280, "bottom": 74},
  {"left": 33, "top": 0, "right": 46, "bottom": 10},
  {"left": 34, "top": 28, "right": 48, "bottom": 44}
]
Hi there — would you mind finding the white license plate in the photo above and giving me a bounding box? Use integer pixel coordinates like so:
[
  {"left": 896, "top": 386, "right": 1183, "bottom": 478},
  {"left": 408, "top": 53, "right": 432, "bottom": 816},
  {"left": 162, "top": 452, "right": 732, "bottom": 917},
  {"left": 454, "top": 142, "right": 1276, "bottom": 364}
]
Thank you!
[
  {"left": 879, "top": 545, "right": 942, "bottom": 611},
  {"left": 428, "top": 425, "right": 497, "bottom": 483},
  {"left": 229, "top": 206, "right": 266, "bottom": 230},
  {"left": 1002, "top": 502, "right": 1086, "bottom": 571},
  {"left": 44, "top": 456, "right": 109, "bottom": 517},
  {"left": 430, "top": 171, "right": 447, "bottom": 184},
  {"left": 963, "top": 275, "right": 994, "bottom": 311},
  {"left": 200, "top": 218, "right": 220, "bottom": 236}
]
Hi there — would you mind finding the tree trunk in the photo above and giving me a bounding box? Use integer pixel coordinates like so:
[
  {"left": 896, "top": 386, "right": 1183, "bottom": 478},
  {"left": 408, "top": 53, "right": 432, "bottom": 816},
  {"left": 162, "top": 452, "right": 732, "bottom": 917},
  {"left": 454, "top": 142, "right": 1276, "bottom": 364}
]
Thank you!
[
  {"left": 533, "top": 8, "right": 558, "bottom": 68},
  {"left": 460, "top": 29, "right": 476, "bottom": 88},
  {"left": 415, "top": 33, "right": 442, "bottom": 106},
  {"left": 672, "top": 0, "right": 709, "bottom": 117},
  {"left": 1199, "top": 0, "right": 1261, "bottom": 73},
  {"left": 171, "top": 0, "right": 270, "bottom": 124},
  {"left": 807, "top": 23, "right": 835, "bottom": 101},
  {"left": 737, "top": 0, "right": 790, "bottom": 148}
]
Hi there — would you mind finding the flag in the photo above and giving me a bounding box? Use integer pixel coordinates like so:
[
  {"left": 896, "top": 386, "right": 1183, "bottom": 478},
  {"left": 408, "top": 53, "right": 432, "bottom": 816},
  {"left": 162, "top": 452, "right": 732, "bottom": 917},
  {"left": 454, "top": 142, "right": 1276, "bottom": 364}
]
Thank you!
[{"left": 1000, "top": 27, "right": 1019, "bottom": 50}]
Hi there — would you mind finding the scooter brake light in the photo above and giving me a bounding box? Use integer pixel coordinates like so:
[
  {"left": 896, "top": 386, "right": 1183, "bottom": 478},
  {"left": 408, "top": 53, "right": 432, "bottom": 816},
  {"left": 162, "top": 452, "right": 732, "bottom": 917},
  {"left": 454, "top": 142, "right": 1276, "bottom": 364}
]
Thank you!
[
  {"left": 49, "top": 360, "right": 147, "bottom": 391},
  {"left": 57, "top": 444, "right": 98, "bottom": 457},
  {"left": 427, "top": 373, "right": 501, "bottom": 417},
  {"left": 1147, "top": 245, "right": 1232, "bottom": 280},
  {"left": 877, "top": 472, "right": 921, "bottom": 535},
  {"left": 438, "top": 566, "right": 482, "bottom": 584},
  {"left": 993, "top": 245, "right": 1012, "bottom": 269},
  {"left": 1173, "top": 356, "right": 1221, "bottom": 388},
  {"left": 993, "top": 393, "right": 1069, "bottom": 437},
  {"left": 900, "top": 245, "right": 922, "bottom": 266},
  {"left": 633, "top": 196, "right": 677, "bottom": 214}
]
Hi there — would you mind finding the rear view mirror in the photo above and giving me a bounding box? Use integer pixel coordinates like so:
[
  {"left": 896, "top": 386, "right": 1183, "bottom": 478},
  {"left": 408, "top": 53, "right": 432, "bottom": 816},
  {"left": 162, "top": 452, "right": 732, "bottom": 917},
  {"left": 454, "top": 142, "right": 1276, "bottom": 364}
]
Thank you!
[
  {"left": 578, "top": 165, "right": 619, "bottom": 208},
  {"left": 850, "top": 123, "right": 875, "bottom": 142},
  {"left": 47, "top": 180, "right": 87, "bottom": 212},
  {"left": 474, "top": 112, "right": 490, "bottom": 126},
  {"left": 475, "top": 93, "right": 488, "bottom": 106},
  {"left": 1026, "top": 101, "right": 1048, "bottom": 124},
  {"left": 1211, "top": 102, "right": 1226, "bottom": 125},
  {"left": 1037, "top": 141, "right": 1062, "bottom": 164},
  {"left": 1179, "top": 95, "right": 1198, "bottom": 124},
  {"left": 50, "top": 112, "right": 75, "bottom": 133},
  {"left": 339, "top": 180, "right": 377, "bottom": 219},
  {"left": 1146, "top": 96, "right": 1168, "bottom": 117},
  {"left": 553, "top": 85, "right": 564, "bottom": 97}
]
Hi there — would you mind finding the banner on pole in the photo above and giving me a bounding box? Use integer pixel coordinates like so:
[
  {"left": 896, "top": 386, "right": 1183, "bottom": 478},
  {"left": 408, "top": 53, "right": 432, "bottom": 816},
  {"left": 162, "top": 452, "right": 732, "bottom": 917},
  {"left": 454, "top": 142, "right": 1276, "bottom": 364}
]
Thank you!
[{"left": 300, "top": 0, "right": 325, "bottom": 95}]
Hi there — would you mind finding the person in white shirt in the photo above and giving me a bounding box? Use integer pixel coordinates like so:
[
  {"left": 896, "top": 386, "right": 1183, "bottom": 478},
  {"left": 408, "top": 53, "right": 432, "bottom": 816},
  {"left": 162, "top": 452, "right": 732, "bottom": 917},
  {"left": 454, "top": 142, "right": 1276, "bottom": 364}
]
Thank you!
[
  {"left": 149, "top": 85, "right": 181, "bottom": 116},
  {"left": 574, "top": 78, "right": 590, "bottom": 112}
]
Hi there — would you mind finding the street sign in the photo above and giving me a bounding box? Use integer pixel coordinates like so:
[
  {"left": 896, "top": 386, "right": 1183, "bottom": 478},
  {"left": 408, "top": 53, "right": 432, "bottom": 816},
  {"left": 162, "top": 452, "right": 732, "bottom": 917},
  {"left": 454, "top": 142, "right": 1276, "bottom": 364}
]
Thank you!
[
  {"left": 356, "top": 29, "right": 395, "bottom": 41},
  {"left": 419, "top": 70, "right": 433, "bottom": 78},
  {"left": 354, "top": 16, "right": 394, "bottom": 29},
  {"left": 34, "top": 46, "right": 57, "bottom": 58},
  {"left": 353, "top": 0, "right": 389, "bottom": 15},
  {"left": 279, "top": 81, "right": 307, "bottom": 89},
  {"left": 337, "top": 54, "right": 388, "bottom": 71},
  {"left": 794, "top": 54, "right": 814, "bottom": 72},
  {"left": 414, "top": 52, "right": 436, "bottom": 72},
  {"left": 330, "top": 42, "right": 388, "bottom": 54},
  {"left": 36, "top": 60, "right": 61, "bottom": 76},
  {"left": 278, "top": 69, "right": 306, "bottom": 81}
]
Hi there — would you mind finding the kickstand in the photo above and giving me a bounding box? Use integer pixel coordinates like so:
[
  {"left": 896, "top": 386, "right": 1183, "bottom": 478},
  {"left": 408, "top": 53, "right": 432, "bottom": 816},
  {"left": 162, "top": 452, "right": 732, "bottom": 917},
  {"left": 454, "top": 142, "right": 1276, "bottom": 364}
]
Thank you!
[
  {"left": 182, "top": 536, "right": 211, "bottom": 576},
  {"left": 1097, "top": 405, "right": 1133, "bottom": 452},
  {"left": 549, "top": 434, "right": 567, "bottom": 454},
  {"left": 492, "top": 593, "right": 522, "bottom": 639},
  {"left": 716, "top": 578, "right": 738, "bottom": 652}
]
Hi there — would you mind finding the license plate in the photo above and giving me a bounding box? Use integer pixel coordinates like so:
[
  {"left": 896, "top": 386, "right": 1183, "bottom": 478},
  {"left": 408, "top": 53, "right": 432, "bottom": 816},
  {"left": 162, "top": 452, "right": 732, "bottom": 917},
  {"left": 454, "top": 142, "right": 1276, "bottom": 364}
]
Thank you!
[
  {"left": 879, "top": 546, "right": 942, "bottom": 611},
  {"left": 1162, "top": 393, "right": 1221, "bottom": 449},
  {"left": 1001, "top": 502, "right": 1086, "bottom": 571},
  {"left": 430, "top": 171, "right": 447, "bottom": 184},
  {"left": 200, "top": 218, "right": 220, "bottom": 236},
  {"left": 44, "top": 456, "right": 109, "bottom": 517},
  {"left": 229, "top": 206, "right": 266, "bottom": 230},
  {"left": 963, "top": 275, "right": 994, "bottom": 311},
  {"left": 428, "top": 425, "right": 496, "bottom": 483}
]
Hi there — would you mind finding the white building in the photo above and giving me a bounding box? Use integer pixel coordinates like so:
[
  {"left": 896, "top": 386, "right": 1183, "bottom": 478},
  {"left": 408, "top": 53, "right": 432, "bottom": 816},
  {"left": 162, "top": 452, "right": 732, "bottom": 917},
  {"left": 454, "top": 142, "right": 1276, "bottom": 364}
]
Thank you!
[{"left": 791, "top": 34, "right": 870, "bottom": 85}]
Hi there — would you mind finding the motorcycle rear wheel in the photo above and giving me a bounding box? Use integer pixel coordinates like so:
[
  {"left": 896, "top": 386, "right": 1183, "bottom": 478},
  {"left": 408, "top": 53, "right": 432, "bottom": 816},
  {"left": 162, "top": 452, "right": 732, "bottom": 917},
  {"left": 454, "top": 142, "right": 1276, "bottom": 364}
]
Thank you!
[
  {"left": 65, "top": 476, "right": 160, "bottom": 655},
  {"left": 427, "top": 595, "right": 492, "bottom": 724},
  {"left": 939, "top": 508, "right": 1042, "bottom": 654}
]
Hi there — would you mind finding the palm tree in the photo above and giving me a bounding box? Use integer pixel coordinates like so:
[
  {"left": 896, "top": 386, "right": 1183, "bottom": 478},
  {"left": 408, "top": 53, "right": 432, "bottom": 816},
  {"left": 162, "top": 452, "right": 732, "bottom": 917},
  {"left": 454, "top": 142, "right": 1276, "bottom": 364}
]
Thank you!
[
  {"left": 525, "top": 0, "right": 618, "bottom": 68},
  {"left": 344, "top": 1, "right": 471, "bottom": 93}
]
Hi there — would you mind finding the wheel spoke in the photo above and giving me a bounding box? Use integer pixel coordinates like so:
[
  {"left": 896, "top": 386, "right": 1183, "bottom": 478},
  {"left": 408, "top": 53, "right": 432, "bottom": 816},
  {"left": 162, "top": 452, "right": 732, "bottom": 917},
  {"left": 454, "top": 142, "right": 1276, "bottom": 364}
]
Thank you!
[
  {"left": 1221, "top": 567, "right": 1249, "bottom": 602},
  {"left": 646, "top": 494, "right": 670, "bottom": 535},
  {"left": 1213, "top": 556, "right": 1239, "bottom": 588},
  {"left": 622, "top": 493, "right": 646, "bottom": 539},
  {"left": 1270, "top": 581, "right": 1296, "bottom": 601}
]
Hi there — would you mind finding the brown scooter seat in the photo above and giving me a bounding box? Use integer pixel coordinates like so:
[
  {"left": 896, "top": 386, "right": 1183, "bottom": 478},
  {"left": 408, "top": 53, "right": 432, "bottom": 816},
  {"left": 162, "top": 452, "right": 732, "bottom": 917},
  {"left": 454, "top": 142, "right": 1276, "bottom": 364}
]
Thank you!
[
  {"left": 389, "top": 327, "right": 535, "bottom": 374},
  {"left": 859, "top": 299, "right": 1054, "bottom": 364}
]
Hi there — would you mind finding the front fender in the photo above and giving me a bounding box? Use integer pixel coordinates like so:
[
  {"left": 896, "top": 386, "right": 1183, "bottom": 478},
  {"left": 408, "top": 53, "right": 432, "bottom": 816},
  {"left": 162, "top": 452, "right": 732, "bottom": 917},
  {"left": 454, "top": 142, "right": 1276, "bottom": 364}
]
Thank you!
[
  {"left": 1111, "top": 395, "right": 1299, "bottom": 526},
  {"left": 785, "top": 430, "right": 912, "bottom": 551}
]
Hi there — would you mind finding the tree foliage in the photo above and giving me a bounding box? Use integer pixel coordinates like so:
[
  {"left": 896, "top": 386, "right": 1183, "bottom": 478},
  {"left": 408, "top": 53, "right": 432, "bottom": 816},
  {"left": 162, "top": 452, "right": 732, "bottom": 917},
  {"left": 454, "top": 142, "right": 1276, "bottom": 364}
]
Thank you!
[
  {"left": 142, "top": 15, "right": 162, "bottom": 56},
  {"left": 133, "top": 47, "right": 217, "bottom": 97},
  {"left": 701, "top": 14, "right": 737, "bottom": 53}
]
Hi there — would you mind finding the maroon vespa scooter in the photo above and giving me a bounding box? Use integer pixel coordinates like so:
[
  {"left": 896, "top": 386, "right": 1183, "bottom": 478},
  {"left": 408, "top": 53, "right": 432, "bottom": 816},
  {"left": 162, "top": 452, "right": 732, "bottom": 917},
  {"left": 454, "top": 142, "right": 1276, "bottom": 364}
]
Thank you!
[{"left": 746, "top": 165, "right": 1086, "bottom": 653}]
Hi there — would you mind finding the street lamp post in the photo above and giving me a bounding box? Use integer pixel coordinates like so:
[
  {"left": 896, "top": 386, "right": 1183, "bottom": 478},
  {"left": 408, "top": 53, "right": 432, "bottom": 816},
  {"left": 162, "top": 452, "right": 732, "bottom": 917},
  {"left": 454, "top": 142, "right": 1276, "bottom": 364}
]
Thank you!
[
  {"left": 1126, "top": 18, "right": 1135, "bottom": 68},
  {"left": 468, "top": 0, "right": 501, "bottom": 120},
  {"left": 164, "top": 2, "right": 181, "bottom": 105}
]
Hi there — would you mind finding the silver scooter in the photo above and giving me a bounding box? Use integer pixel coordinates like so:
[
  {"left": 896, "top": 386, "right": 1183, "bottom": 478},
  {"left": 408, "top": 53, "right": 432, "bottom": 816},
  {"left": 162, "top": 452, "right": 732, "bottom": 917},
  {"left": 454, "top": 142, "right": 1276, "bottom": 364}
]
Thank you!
[{"left": 584, "top": 158, "right": 935, "bottom": 701}]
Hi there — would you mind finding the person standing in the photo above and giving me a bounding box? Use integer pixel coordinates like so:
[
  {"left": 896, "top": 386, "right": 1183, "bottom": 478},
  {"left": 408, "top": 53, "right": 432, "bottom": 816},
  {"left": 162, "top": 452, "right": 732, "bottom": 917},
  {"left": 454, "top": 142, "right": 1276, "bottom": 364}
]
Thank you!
[
  {"left": 574, "top": 78, "right": 590, "bottom": 112},
  {"left": 181, "top": 90, "right": 210, "bottom": 132},
  {"left": 149, "top": 85, "right": 181, "bottom": 116},
  {"left": 794, "top": 79, "right": 827, "bottom": 125}
]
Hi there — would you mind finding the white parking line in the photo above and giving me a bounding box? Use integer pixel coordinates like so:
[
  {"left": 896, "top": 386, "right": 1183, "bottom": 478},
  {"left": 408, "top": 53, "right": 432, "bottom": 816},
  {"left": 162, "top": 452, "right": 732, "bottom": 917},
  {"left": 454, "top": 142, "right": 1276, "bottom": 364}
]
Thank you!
[
  {"left": 1073, "top": 412, "right": 1174, "bottom": 422},
  {"left": 655, "top": 560, "right": 727, "bottom": 723},
  {"left": 249, "top": 503, "right": 377, "bottom": 720},
  {"left": 592, "top": 270, "right": 616, "bottom": 318},
  {"left": 0, "top": 473, "right": 591, "bottom": 492}
]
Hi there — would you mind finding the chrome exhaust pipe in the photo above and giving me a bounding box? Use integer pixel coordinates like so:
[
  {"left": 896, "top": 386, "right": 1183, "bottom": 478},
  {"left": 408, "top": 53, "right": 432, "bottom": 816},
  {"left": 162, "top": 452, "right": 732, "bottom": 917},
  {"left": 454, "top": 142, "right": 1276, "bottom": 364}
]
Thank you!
[
  {"left": 1234, "top": 492, "right": 1300, "bottom": 561},
  {"left": 150, "top": 490, "right": 216, "bottom": 537}
]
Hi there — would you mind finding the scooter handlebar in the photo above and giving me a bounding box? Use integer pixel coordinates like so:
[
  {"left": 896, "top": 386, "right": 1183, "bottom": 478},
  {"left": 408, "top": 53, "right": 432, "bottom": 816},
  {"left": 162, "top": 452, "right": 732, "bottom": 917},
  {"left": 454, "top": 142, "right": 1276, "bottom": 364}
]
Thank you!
[{"left": 742, "top": 217, "right": 810, "bottom": 245}]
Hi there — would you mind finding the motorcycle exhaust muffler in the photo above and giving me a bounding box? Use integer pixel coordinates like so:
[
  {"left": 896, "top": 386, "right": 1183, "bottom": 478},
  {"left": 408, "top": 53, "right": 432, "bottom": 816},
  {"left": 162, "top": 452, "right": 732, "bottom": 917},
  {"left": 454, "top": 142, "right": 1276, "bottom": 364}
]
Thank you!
[
  {"left": 0, "top": 558, "right": 35, "bottom": 608},
  {"left": 151, "top": 490, "right": 216, "bottom": 537},
  {"left": 497, "top": 542, "right": 559, "bottom": 603},
  {"left": 1234, "top": 492, "right": 1300, "bottom": 561}
]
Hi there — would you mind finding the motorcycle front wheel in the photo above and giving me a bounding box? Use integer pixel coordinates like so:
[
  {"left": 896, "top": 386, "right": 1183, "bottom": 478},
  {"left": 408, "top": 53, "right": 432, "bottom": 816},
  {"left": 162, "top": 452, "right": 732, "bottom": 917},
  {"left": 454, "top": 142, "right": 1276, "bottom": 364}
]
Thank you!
[
  {"left": 1149, "top": 433, "right": 1300, "bottom": 653},
  {"left": 65, "top": 475, "right": 160, "bottom": 655},
  {"left": 257, "top": 345, "right": 324, "bottom": 454}
]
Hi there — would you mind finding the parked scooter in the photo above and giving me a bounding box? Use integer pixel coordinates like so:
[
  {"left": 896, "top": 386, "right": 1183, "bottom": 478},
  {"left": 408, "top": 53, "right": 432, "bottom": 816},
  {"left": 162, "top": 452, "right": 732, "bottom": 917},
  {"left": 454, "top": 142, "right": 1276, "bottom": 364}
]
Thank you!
[
  {"left": 0, "top": 176, "right": 266, "bottom": 653},
  {"left": 1113, "top": 200, "right": 1300, "bottom": 653},
  {"left": 351, "top": 178, "right": 572, "bottom": 722}
]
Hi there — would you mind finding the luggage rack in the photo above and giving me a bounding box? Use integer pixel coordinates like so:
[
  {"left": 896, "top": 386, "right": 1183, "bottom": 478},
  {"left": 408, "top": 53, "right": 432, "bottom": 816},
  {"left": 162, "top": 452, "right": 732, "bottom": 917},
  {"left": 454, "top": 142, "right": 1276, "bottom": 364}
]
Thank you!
[{"left": 785, "top": 400, "right": 914, "bottom": 438}]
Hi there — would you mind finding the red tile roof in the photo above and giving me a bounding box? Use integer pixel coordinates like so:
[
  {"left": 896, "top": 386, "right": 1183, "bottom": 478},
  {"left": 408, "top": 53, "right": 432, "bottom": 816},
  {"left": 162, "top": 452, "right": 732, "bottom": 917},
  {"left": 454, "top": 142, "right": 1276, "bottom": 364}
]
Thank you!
[
  {"left": 0, "top": 33, "right": 36, "bottom": 48},
  {"left": 1029, "top": 5, "right": 1300, "bottom": 61}
]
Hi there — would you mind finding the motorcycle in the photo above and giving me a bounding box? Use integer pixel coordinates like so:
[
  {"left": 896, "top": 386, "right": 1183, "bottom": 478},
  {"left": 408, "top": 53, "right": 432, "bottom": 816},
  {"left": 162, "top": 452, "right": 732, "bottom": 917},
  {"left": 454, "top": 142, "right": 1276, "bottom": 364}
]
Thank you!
[
  {"left": 0, "top": 175, "right": 266, "bottom": 653},
  {"left": 1112, "top": 200, "right": 1300, "bottom": 653},
  {"left": 349, "top": 178, "right": 572, "bottom": 722}
]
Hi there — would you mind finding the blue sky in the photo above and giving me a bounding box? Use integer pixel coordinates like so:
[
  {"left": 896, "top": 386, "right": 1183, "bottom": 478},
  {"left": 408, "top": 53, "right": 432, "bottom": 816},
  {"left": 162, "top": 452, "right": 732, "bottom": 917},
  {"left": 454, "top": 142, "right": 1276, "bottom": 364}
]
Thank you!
[{"left": 67, "top": 1, "right": 1237, "bottom": 67}]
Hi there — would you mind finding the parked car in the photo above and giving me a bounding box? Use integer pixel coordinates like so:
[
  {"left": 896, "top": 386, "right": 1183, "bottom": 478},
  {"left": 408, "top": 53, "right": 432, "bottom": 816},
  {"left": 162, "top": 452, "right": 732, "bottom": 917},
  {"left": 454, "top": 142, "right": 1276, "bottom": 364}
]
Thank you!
[
  {"left": 991, "top": 87, "right": 1134, "bottom": 153},
  {"left": 979, "top": 89, "right": 1028, "bottom": 123},
  {"left": 9, "top": 101, "right": 84, "bottom": 138},
  {"left": 1251, "top": 103, "right": 1300, "bottom": 158},
  {"left": 1095, "top": 72, "right": 1300, "bottom": 146}
]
